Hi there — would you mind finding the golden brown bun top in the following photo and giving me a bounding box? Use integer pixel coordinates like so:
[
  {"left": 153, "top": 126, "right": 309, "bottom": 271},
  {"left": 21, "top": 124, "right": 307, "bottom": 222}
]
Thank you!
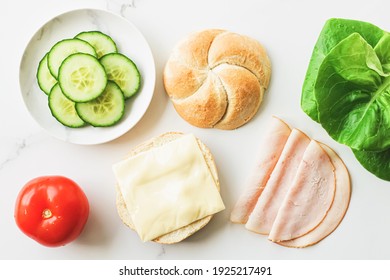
[{"left": 163, "top": 29, "right": 271, "bottom": 130}]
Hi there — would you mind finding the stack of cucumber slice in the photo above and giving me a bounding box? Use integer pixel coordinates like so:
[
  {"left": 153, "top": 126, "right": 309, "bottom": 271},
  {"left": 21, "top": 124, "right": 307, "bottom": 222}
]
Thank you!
[{"left": 36, "top": 31, "right": 141, "bottom": 128}]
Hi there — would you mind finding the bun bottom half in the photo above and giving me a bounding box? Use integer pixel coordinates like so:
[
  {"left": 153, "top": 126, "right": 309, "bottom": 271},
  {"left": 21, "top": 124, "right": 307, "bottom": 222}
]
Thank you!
[{"left": 115, "top": 132, "right": 220, "bottom": 244}]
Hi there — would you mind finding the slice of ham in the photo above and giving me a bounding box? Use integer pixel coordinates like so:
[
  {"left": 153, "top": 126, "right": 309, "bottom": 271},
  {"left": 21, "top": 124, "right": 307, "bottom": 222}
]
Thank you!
[
  {"left": 268, "top": 140, "right": 336, "bottom": 242},
  {"left": 245, "top": 128, "right": 311, "bottom": 234},
  {"left": 230, "top": 116, "right": 291, "bottom": 224},
  {"left": 278, "top": 144, "right": 351, "bottom": 247}
]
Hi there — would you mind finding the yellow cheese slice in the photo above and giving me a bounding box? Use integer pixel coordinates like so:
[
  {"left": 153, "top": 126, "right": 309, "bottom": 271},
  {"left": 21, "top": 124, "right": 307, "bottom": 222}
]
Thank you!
[{"left": 112, "top": 134, "right": 225, "bottom": 242}]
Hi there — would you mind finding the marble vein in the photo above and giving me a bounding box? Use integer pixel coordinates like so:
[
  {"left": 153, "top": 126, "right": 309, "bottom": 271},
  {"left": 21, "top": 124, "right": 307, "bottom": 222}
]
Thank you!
[
  {"left": 0, "top": 133, "right": 42, "bottom": 172},
  {"left": 106, "top": 0, "right": 136, "bottom": 17},
  {"left": 157, "top": 245, "right": 166, "bottom": 258}
]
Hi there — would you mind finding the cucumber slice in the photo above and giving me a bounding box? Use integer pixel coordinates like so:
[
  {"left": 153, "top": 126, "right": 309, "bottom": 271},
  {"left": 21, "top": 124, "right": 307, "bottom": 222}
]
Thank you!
[
  {"left": 75, "top": 31, "right": 118, "bottom": 58},
  {"left": 37, "top": 53, "right": 57, "bottom": 95},
  {"left": 58, "top": 53, "right": 107, "bottom": 102},
  {"left": 75, "top": 81, "right": 125, "bottom": 127},
  {"left": 48, "top": 84, "right": 85, "bottom": 128},
  {"left": 48, "top": 38, "right": 97, "bottom": 78},
  {"left": 100, "top": 53, "right": 141, "bottom": 99}
]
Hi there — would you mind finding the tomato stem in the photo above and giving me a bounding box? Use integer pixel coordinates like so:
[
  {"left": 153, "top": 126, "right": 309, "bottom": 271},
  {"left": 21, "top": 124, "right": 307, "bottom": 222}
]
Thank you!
[{"left": 42, "top": 209, "right": 52, "bottom": 219}]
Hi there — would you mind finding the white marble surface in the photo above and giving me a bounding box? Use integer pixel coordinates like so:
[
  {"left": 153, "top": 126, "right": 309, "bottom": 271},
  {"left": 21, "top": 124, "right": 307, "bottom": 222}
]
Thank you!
[{"left": 1, "top": 0, "right": 389, "bottom": 260}]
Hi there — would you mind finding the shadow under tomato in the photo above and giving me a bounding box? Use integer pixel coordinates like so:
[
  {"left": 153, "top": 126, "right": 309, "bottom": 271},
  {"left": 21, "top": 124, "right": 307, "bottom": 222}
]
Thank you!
[{"left": 73, "top": 206, "right": 113, "bottom": 248}]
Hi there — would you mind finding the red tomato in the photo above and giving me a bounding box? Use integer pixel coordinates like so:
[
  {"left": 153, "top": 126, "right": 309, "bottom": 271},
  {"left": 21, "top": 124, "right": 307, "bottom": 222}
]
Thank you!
[{"left": 15, "top": 176, "right": 89, "bottom": 247}]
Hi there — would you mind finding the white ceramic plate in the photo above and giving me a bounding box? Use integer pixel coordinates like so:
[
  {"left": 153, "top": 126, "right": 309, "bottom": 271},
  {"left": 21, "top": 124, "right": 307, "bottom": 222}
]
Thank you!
[{"left": 19, "top": 9, "right": 156, "bottom": 145}]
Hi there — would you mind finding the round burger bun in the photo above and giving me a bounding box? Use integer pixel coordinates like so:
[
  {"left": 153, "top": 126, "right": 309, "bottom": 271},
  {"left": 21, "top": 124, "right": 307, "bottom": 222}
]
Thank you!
[
  {"left": 115, "top": 132, "right": 220, "bottom": 244},
  {"left": 163, "top": 29, "right": 271, "bottom": 130}
]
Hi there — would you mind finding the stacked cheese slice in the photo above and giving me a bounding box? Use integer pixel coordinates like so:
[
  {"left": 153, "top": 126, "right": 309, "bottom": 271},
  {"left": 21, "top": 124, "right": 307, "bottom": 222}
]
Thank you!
[
  {"left": 113, "top": 134, "right": 225, "bottom": 242},
  {"left": 230, "top": 116, "right": 351, "bottom": 247}
]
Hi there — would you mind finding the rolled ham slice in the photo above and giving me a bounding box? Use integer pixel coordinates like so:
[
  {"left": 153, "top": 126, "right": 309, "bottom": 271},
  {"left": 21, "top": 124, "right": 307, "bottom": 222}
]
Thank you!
[
  {"left": 230, "top": 116, "right": 291, "bottom": 224},
  {"left": 245, "top": 128, "right": 311, "bottom": 234},
  {"left": 268, "top": 140, "right": 336, "bottom": 242},
  {"left": 278, "top": 144, "right": 351, "bottom": 247}
]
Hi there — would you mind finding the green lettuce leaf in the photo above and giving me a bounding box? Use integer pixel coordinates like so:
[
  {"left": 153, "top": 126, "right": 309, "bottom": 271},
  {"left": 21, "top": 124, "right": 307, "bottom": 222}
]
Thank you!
[
  {"left": 315, "top": 33, "right": 390, "bottom": 151},
  {"left": 302, "top": 18, "right": 390, "bottom": 180},
  {"left": 301, "top": 18, "right": 385, "bottom": 121},
  {"left": 353, "top": 148, "right": 390, "bottom": 181},
  {"left": 374, "top": 32, "right": 390, "bottom": 73}
]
